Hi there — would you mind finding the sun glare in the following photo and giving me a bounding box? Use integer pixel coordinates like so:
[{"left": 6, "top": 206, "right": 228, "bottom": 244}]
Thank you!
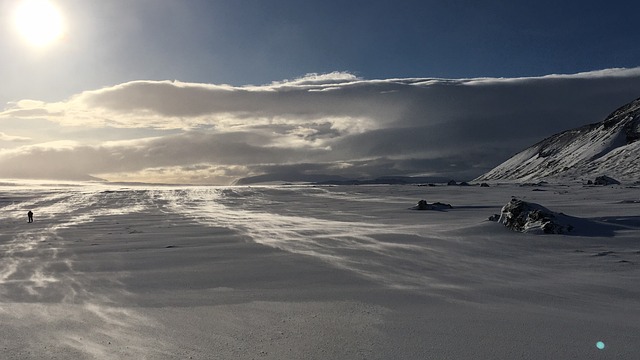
[{"left": 13, "top": 0, "right": 65, "bottom": 48}]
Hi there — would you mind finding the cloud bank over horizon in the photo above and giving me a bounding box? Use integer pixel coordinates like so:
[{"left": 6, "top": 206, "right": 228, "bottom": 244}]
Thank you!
[{"left": 1, "top": 68, "right": 640, "bottom": 184}]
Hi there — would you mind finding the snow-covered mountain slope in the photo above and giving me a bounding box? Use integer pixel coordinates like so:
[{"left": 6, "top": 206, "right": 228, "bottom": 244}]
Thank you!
[{"left": 476, "top": 97, "right": 640, "bottom": 183}]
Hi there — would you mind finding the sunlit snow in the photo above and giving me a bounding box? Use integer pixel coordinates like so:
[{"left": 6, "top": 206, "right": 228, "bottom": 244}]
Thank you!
[{"left": 0, "top": 181, "right": 638, "bottom": 358}]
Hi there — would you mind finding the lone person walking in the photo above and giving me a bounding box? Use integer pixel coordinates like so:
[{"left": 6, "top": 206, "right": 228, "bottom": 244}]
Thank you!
[{"left": 27, "top": 210, "right": 33, "bottom": 223}]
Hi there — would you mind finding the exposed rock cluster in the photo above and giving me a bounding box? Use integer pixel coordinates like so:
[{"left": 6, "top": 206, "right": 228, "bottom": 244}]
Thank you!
[{"left": 498, "top": 198, "right": 574, "bottom": 234}]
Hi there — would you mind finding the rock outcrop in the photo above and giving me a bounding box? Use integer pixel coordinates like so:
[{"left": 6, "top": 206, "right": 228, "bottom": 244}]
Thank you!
[
  {"left": 498, "top": 198, "right": 574, "bottom": 234},
  {"left": 411, "top": 200, "right": 453, "bottom": 211}
]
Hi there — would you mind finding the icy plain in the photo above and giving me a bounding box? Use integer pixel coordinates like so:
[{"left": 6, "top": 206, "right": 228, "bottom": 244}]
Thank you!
[{"left": 0, "top": 181, "right": 638, "bottom": 359}]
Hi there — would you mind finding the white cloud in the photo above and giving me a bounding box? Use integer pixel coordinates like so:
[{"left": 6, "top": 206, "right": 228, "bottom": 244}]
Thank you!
[
  {"left": 265, "top": 71, "right": 360, "bottom": 88},
  {"left": 1, "top": 68, "right": 640, "bottom": 184},
  {"left": 0, "top": 132, "right": 31, "bottom": 142}
]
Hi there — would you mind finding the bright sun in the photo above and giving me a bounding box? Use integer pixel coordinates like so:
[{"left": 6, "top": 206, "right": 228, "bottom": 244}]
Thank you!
[{"left": 13, "top": 0, "right": 65, "bottom": 48}]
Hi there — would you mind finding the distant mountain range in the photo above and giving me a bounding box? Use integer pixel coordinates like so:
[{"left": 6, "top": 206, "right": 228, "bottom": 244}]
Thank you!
[
  {"left": 476, "top": 97, "right": 640, "bottom": 183},
  {"left": 234, "top": 174, "right": 450, "bottom": 186}
]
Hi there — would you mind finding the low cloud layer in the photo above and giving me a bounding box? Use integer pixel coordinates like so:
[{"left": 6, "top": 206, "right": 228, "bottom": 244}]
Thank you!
[{"left": 1, "top": 69, "right": 640, "bottom": 184}]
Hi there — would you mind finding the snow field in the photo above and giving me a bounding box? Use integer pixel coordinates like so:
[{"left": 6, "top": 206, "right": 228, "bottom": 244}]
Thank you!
[{"left": 0, "top": 182, "right": 638, "bottom": 359}]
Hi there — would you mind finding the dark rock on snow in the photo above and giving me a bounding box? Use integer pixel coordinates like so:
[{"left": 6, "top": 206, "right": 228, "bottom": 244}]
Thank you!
[
  {"left": 593, "top": 175, "right": 621, "bottom": 186},
  {"left": 412, "top": 200, "right": 453, "bottom": 211},
  {"left": 498, "top": 198, "right": 574, "bottom": 234}
]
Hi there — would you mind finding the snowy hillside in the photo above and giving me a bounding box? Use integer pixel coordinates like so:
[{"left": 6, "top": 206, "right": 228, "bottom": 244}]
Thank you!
[{"left": 476, "top": 97, "right": 640, "bottom": 182}]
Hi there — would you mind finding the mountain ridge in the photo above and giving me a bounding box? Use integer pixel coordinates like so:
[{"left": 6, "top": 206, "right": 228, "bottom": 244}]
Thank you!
[{"left": 475, "top": 97, "right": 640, "bottom": 183}]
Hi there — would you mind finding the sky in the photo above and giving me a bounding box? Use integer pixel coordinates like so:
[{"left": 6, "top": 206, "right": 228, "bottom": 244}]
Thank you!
[{"left": 1, "top": 0, "right": 640, "bottom": 184}]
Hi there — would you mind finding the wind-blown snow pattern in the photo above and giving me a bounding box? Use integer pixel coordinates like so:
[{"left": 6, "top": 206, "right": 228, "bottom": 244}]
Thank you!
[
  {"left": 1, "top": 181, "right": 640, "bottom": 358},
  {"left": 476, "top": 97, "right": 640, "bottom": 182}
]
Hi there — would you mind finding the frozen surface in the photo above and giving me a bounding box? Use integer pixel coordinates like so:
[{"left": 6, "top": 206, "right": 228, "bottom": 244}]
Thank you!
[{"left": 0, "top": 181, "right": 639, "bottom": 359}]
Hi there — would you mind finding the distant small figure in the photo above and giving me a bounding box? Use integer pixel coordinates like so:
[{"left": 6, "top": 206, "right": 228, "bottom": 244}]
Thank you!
[{"left": 27, "top": 210, "right": 33, "bottom": 223}]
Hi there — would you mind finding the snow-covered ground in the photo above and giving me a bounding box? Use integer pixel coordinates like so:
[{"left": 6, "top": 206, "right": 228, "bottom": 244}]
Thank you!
[{"left": 0, "top": 181, "right": 638, "bottom": 359}]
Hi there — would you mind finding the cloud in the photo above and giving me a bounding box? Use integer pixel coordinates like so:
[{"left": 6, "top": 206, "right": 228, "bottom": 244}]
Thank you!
[
  {"left": 0, "top": 132, "right": 31, "bottom": 142},
  {"left": 1, "top": 69, "right": 640, "bottom": 184}
]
